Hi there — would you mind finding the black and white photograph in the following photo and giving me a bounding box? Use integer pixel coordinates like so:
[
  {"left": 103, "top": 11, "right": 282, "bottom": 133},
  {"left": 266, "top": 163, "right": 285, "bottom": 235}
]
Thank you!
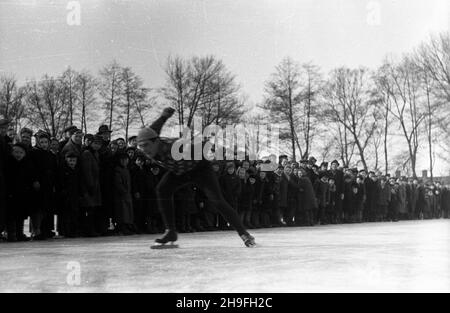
[{"left": 0, "top": 0, "right": 449, "bottom": 296}]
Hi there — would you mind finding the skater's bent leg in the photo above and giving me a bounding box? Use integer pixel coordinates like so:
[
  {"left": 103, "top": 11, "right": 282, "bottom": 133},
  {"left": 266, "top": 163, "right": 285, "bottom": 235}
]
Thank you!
[
  {"left": 194, "top": 167, "right": 248, "bottom": 236},
  {"left": 156, "top": 172, "right": 190, "bottom": 231}
]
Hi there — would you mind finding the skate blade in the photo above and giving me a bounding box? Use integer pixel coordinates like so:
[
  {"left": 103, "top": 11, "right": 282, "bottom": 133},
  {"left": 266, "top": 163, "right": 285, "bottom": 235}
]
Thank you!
[{"left": 150, "top": 242, "right": 179, "bottom": 249}]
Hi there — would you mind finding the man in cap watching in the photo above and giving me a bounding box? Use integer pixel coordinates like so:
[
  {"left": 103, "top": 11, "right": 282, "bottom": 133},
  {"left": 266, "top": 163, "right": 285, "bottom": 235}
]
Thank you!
[
  {"left": 137, "top": 107, "right": 256, "bottom": 248},
  {"left": 60, "top": 125, "right": 78, "bottom": 151},
  {"left": 61, "top": 128, "right": 84, "bottom": 160}
]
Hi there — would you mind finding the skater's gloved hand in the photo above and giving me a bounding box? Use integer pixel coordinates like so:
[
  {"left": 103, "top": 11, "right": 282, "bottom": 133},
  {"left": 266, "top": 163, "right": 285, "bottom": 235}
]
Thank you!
[{"left": 162, "top": 107, "right": 176, "bottom": 118}]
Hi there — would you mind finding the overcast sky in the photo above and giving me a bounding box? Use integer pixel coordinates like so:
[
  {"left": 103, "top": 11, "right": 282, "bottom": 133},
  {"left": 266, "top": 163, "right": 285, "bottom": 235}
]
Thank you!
[{"left": 0, "top": 0, "right": 449, "bottom": 174}]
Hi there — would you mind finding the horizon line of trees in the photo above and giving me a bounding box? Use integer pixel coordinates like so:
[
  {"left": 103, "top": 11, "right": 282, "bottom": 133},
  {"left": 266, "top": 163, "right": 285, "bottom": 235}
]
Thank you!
[
  {"left": 263, "top": 32, "right": 450, "bottom": 180},
  {"left": 1, "top": 32, "right": 449, "bottom": 179}
]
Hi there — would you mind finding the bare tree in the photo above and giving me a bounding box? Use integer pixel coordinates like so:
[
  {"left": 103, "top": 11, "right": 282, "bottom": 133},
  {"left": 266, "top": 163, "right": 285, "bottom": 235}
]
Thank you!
[
  {"left": 75, "top": 71, "right": 98, "bottom": 134},
  {"left": 60, "top": 67, "right": 78, "bottom": 126},
  {"left": 0, "top": 74, "right": 26, "bottom": 132},
  {"left": 323, "top": 67, "right": 376, "bottom": 171},
  {"left": 24, "top": 75, "right": 69, "bottom": 137},
  {"left": 299, "top": 62, "right": 322, "bottom": 159},
  {"left": 382, "top": 56, "right": 426, "bottom": 178},
  {"left": 117, "top": 67, "right": 150, "bottom": 139},
  {"left": 99, "top": 60, "right": 123, "bottom": 130},
  {"left": 263, "top": 57, "right": 303, "bottom": 161},
  {"left": 373, "top": 61, "right": 395, "bottom": 174}
]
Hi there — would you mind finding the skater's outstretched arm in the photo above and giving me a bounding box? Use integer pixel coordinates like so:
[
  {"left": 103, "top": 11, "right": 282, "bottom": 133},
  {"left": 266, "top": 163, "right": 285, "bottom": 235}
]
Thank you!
[{"left": 149, "top": 107, "right": 176, "bottom": 135}]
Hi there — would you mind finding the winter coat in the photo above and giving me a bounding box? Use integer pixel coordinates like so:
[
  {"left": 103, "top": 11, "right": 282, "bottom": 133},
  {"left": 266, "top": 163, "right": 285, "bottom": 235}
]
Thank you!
[
  {"left": 314, "top": 179, "right": 330, "bottom": 208},
  {"left": 220, "top": 173, "right": 241, "bottom": 210},
  {"left": 30, "top": 147, "right": 57, "bottom": 213},
  {"left": 364, "top": 179, "right": 378, "bottom": 213},
  {"left": 238, "top": 178, "right": 254, "bottom": 212},
  {"left": 398, "top": 184, "right": 408, "bottom": 214},
  {"left": 377, "top": 183, "right": 391, "bottom": 207},
  {"left": 5, "top": 155, "right": 37, "bottom": 219},
  {"left": 61, "top": 139, "right": 82, "bottom": 159},
  {"left": 0, "top": 135, "right": 10, "bottom": 229},
  {"left": 80, "top": 149, "right": 102, "bottom": 208},
  {"left": 57, "top": 163, "right": 81, "bottom": 211},
  {"left": 297, "top": 176, "right": 317, "bottom": 212},
  {"left": 113, "top": 165, "right": 134, "bottom": 224}
]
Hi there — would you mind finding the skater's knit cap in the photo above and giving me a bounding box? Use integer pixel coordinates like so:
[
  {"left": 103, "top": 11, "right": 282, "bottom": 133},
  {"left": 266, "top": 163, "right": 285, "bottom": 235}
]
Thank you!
[{"left": 137, "top": 127, "right": 159, "bottom": 144}]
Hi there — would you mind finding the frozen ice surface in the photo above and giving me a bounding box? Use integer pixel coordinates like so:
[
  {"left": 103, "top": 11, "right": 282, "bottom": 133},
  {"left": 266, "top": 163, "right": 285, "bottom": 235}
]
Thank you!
[{"left": 0, "top": 220, "right": 449, "bottom": 292}]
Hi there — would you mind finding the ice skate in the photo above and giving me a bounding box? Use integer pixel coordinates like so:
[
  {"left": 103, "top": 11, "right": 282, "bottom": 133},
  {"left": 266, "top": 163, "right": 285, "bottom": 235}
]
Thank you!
[
  {"left": 240, "top": 233, "right": 256, "bottom": 248},
  {"left": 151, "top": 229, "right": 179, "bottom": 249}
]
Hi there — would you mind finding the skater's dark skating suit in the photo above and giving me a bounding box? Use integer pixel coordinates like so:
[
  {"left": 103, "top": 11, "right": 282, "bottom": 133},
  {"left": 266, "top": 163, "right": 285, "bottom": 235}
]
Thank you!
[{"left": 147, "top": 113, "right": 248, "bottom": 236}]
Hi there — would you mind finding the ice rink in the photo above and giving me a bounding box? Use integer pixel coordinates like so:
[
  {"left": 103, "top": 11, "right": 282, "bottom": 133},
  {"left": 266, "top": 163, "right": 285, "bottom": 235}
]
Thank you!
[{"left": 0, "top": 220, "right": 449, "bottom": 293}]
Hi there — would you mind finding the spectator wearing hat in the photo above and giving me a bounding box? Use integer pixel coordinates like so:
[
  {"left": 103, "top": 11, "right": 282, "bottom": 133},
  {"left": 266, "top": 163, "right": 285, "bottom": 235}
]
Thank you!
[
  {"left": 314, "top": 172, "right": 330, "bottom": 225},
  {"left": 60, "top": 126, "right": 78, "bottom": 151},
  {"left": 328, "top": 160, "right": 344, "bottom": 223},
  {"left": 83, "top": 134, "right": 94, "bottom": 151},
  {"left": 30, "top": 131, "right": 57, "bottom": 240},
  {"left": 80, "top": 135, "right": 103, "bottom": 237},
  {"left": 97, "top": 125, "right": 113, "bottom": 142},
  {"left": 128, "top": 136, "right": 138, "bottom": 149},
  {"left": 5, "top": 143, "right": 38, "bottom": 241},
  {"left": 116, "top": 138, "right": 126, "bottom": 154},
  {"left": 61, "top": 129, "right": 83, "bottom": 160},
  {"left": 0, "top": 118, "right": 11, "bottom": 234},
  {"left": 19, "top": 128, "right": 33, "bottom": 151}
]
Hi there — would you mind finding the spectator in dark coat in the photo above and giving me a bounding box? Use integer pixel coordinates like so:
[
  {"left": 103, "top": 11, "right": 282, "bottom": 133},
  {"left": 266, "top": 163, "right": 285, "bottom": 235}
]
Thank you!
[
  {"left": 30, "top": 132, "right": 57, "bottom": 240},
  {"left": 113, "top": 152, "right": 134, "bottom": 235},
  {"left": 219, "top": 162, "right": 241, "bottom": 229},
  {"left": 365, "top": 172, "right": 379, "bottom": 222},
  {"left": 0, "top": 119, "right": 11, "bottom": 235},
  {"left": 442, "top": 186, "right": 450, "bottom": 219},
  {"left": 237, "top": 167, "right": 254, "bottom": 228},
  {"left": 80, "top": 135, "right": 103, "bottom": 237},
  {"left": 254, "top": 171, "right": 274, "bottom": 228},
  {"left": 130, "top": 154, "right": 148, "bottom": 233},
  {"left": 377, "top": 177, "right": 391, "bottom": 221},
  {"left": 328, "top": 160, "right": 344, "bottom": 223},
  {"left": 314, "top": 173, "right": 330, "bottom": 225},
  {"left": 60, "top": 129, "right": 83, "bottom": 160},
  {"left": 5, "top": 143, "right": 38, "bottom": 242},
  {"left": 296, "top": 168, "right": 317, "bottom": 226},
  {"left": 57, "top": 152, "right": 81, "bottom": 237}
]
